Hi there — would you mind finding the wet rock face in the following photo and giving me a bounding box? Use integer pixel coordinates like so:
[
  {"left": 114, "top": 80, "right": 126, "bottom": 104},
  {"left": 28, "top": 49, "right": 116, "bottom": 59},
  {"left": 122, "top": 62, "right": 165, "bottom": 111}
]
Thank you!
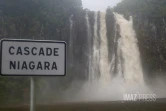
[{"left": 133, "top": 16, "right": 166, "bottom": 78}]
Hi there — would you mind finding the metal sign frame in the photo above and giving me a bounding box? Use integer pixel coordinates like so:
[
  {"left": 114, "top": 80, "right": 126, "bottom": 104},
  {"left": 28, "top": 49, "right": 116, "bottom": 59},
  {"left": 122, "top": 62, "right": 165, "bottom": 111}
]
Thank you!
[{"left": 0, "top": 39, "right": 67, "bottom": 76}]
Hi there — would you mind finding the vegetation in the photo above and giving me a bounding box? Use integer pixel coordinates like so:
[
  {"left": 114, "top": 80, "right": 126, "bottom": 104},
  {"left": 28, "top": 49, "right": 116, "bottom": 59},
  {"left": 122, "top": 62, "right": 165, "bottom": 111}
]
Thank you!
[
  {"left": 0, "top": 0, "right": 82, "bottom": 104},
  {"left": 114, "top": 0, "right": 166, "bottom": 79},
  {"left": 0, "top": 0, "right": 82, "bottom": 40}
]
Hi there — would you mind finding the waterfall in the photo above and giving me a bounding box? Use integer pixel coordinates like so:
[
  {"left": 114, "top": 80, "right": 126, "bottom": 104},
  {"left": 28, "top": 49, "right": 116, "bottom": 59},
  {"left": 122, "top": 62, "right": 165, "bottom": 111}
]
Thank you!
[
  {"left": 114, "top": 13, "right": 144, "bottom": 84},
  {"left": 85, "top": 12, "right": 144, "bottom": 84},
  {"left": 114, "top": 23, "right": 123, "bottom": 78},
  {"left": 69, "top": 15, "right": 74, "bottom": 66},
  {"left": 85, "top": 12, "right": 93, "bottom": 81},
  {"left": 67, "top": 12, "right": 148, "bottom": 102},
  {"left": 38, "top": 11, "right": 165, "bottom": 103},
  {"left": 86, "top": 12, "right": 111, "bottom": 82},
  {"left": 91, "top": 12, "right": 100, "bottom": 80},
  {"left": 99, "top": 12, "right": 111, "bottom": 81}
]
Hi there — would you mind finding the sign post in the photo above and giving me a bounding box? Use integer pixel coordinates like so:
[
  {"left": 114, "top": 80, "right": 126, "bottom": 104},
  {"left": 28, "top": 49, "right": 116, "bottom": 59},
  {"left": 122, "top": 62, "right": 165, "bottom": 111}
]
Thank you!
[
  {"left": 30, "top": 77, "right": 35, "bottom": 111},
  {"left": 0, "top": 39, "right": 66, "bottom": 111},
  {"left": 31, "top": 37, "right": 35, "bottom": 111}
]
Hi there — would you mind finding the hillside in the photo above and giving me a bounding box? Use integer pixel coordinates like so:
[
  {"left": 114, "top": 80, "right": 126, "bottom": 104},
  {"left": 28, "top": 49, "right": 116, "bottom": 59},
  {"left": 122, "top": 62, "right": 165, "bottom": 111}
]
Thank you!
[{"left": 114, "top": 0, "right": 166, "bottom": 78}]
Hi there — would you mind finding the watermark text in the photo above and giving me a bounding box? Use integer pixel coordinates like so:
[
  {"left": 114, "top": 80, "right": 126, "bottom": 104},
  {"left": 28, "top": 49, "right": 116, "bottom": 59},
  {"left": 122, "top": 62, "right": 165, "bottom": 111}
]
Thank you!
[{"left": 123, "top": 93, "right": 156, "bottom": 101}]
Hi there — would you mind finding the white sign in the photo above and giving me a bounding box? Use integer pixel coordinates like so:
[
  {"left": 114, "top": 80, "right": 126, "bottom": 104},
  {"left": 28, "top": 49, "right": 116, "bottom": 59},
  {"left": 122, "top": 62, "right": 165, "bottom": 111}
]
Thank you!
[{"left": 0, "top": 39, "right": 66, "bottom": 76}]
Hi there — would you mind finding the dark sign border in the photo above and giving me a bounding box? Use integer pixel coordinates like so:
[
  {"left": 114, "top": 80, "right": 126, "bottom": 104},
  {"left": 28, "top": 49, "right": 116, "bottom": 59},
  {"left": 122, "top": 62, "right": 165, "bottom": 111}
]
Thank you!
[{"left": 0, "top": 39, "right": 67, "bottom": 76}]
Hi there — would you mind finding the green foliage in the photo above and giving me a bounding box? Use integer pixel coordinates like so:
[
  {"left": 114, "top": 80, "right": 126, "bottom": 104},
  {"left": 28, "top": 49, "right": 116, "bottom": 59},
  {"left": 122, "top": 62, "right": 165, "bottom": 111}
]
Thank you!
[
  {"left": 114, "top": 0, "right": 166, "bottom": 77},
  {"left": 0, "top": 0, "right": 82, "bottom": 40},
  {"left": 114, "top": 0, "right": 166, "bottom": 20},
  {"left": 0, "top": 0, "right": 82, "bottom": 105},
  {"left": 0, "top": 77, "right": 29, "bottom": 104}
]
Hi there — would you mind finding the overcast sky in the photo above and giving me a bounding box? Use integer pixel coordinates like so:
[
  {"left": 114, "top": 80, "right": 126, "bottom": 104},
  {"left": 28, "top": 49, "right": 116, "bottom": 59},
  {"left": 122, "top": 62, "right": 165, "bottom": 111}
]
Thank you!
[{"left": 82, "top": 0, "right": 122, "bottom": 11}]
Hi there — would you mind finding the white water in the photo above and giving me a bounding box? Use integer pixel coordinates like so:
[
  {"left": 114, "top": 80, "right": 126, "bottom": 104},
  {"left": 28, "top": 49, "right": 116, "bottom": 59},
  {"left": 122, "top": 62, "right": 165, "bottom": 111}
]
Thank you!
[
  {"left": 85, "top": 12, "right": 93, "bottom": 81},
  {"left": 91, "top": 12, "right": 100, "bottom": 81},
  {"left": 88, "top": 12, "right": 144, "bottom": 84},
  {"left": 114, "top": 13, "right": 144, "bottom": 84},
  {"left": 99, "top": 12, "right": 111, "bottom": 82}
]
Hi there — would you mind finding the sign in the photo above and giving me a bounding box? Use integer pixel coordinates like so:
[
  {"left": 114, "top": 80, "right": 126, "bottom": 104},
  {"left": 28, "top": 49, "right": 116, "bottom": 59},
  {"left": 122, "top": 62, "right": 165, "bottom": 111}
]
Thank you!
[{"left": 0, "top": 39, "right": 66, "bottom": 76}]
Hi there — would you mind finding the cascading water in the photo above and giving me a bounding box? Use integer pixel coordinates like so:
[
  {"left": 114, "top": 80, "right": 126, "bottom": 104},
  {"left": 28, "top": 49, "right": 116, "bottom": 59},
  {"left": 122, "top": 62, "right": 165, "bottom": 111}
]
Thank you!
[
  {"left": 65, "top": 11, "right": 152, "bottom": 102},
  {"left": 114, "top": 23, "right": 123, "bottom": 78},
  {"left": 86, "top": 12, "right": 111, "bottom": 82},
  {"left": 74, "top": 12, "right": 150, "bottom": 101},
  {"left": 114, "top": 13, "right": 144, "bottom": 84},
  {"left": 85, "top": 12, "right": 93, "bottom": 81},
  {"left": 86, "top": 12, "right": 144, "bottom": 84},
  {"left": 99, "top": 12, "right": 111, "bottom": 82},
  {"left": 85, "top": 12, "right": 144, "bottom": 84},
  {"left": 91, "top": 12, "right": 100, "bottom": 81}
]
